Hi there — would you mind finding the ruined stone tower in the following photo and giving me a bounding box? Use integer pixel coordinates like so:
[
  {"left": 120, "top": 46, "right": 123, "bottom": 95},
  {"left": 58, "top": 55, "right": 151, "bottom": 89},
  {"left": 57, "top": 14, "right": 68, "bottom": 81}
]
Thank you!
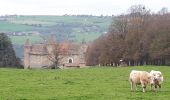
[{"left": 24, "top": 38, "right": 88, "bottom": 69}]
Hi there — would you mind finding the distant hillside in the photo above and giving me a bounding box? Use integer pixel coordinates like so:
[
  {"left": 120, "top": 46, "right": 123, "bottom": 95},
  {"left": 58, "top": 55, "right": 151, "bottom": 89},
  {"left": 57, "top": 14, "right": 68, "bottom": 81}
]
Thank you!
[
  {"left": 0, "top": 15, "right": 112, "bottom": 43},
  {"left": 0, "top": 15, "right": 112, "bottom": 58}
]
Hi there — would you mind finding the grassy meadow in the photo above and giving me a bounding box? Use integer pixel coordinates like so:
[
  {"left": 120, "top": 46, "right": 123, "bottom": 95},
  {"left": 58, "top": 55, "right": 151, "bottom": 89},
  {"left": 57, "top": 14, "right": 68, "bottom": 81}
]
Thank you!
[
  {"left": 0, "top": 66, "right": 169, "bottom": 100},
  {"left": 0, "top": 21, "right": 34, "bottom": 32},
  {"left": 10, "top": 34, "right": 43, "bottom": 45}
]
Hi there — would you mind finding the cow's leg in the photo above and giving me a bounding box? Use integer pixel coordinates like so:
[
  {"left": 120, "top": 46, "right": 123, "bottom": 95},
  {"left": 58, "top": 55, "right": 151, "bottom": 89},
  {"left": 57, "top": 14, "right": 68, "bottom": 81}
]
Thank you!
[
  {"left": 158, "top": 84, "right": 161, "bottom": 88},
  {"left": 151, "top": 84, "right": 153, "bottom": 90},
  {"left": 141, "top": 82, "right": 146, "bottom": 92},
  {"left": 155, "top": 84, "right": 158, "bottom": 91},
  {"left": 158, "top": 84, "right": 161, "bottom": 91},
  {"left": 135, "top": 84, "right": 138, "bottom": 91},
  {"left": 142, "top": 86, "right": 146, "bottom": 92},
  {"left": 130, "top": 81, "right": 134, "bottom": 91},
  {"left": 151, "top": 84, "right": 156, "bottom": 91}
]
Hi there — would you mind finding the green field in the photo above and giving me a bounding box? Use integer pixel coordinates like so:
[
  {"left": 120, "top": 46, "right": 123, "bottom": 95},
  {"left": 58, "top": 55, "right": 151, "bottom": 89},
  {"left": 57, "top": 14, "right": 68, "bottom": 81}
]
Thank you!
[
  {"left": 0, "top": 66, "right": 169, "bottom": 100},
  {"left": 10, "top": 35, "right": 43, "bottom": 45},
  {"left": 7, "top": 15, "right": 111, "bottom": 28},
  {"left": 0, "top": 21, "right": 34, "bottom": 32},
  {"left": 0, "top": 15, "right": 112, "bottom": 44},
  {"left": 74, "top": 32, "right": 101, "bottom": 42}
]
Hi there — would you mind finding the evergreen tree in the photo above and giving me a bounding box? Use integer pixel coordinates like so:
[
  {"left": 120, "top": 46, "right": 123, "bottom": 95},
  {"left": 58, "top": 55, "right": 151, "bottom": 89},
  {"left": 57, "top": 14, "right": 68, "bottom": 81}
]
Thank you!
[{"left": 0, "top": 33, "right": 22, "bottom": 68}]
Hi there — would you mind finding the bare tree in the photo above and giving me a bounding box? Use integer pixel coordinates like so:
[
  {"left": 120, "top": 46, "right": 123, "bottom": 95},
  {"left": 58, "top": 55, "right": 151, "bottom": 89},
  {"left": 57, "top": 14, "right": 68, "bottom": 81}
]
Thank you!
[
  {"left": 86, "top": 5, "right": 170, "bottom": 66},
  {"left": 158, "top": 7, "right": 168, "bottom": 15},
  {"left": 45, "top": 36, "right": 68, "bottom": 69}
]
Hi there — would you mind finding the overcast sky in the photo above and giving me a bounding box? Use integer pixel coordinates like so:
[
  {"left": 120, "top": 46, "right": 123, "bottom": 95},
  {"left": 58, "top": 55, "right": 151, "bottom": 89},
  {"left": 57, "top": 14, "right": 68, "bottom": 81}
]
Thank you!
[{"left": 0, "top": 0, "right": 169, "bottom": 16}]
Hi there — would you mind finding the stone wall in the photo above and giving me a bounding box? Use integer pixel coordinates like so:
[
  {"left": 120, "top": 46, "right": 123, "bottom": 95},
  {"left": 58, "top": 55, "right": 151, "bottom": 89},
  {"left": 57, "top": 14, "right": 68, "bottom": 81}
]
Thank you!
[{"left": 24, "top": 40, "right": 88, "bottom": 69}]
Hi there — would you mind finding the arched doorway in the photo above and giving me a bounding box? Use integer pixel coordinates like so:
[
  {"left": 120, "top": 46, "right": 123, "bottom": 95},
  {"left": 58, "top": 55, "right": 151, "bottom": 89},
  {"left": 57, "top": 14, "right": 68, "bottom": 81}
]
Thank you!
[{"left": 69, "top": 58, "right": 73, "bottom": 63}]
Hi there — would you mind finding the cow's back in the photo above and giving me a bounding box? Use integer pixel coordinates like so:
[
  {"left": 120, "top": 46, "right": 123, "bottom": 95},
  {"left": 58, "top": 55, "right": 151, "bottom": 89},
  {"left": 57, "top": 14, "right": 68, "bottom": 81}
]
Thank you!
[
  {"left": 129, "top": 70, "right": 141, "bottom": 84},
  {"left": 139, "top": 71, "right": 151, "bottom": 84}
]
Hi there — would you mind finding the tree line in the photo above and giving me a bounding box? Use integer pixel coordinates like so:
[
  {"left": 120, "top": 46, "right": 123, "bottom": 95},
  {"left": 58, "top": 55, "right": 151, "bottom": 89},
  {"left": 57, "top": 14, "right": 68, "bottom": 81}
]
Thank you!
[{"left": 86, "top": 5, "right": 170, "bottom": 66}]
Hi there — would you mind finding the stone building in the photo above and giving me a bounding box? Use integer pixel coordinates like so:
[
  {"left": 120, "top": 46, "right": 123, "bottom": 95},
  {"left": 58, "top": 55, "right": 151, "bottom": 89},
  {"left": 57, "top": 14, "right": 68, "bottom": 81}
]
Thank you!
[{"left": 24, "top": 39, "right": 88, "bottom": 69}]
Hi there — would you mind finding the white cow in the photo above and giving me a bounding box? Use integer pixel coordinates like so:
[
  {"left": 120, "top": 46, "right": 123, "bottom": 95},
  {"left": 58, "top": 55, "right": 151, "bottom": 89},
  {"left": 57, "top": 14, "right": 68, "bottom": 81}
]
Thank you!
[
  {"left": 129, "top": 70, "right": 151, "bottom": 92},
  {"left": 150, "top": 70, "right": 163, "bottom": 91}
]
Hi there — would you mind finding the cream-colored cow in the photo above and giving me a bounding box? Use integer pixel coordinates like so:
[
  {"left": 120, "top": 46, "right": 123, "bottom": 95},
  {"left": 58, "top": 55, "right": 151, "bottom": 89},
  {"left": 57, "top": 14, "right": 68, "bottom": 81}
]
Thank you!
[
  {"left": 150, "top": 70, "right": 163, "bottom": 91},
  {"left": 129, "top": 70, "right": 151, "bottom": 92}
]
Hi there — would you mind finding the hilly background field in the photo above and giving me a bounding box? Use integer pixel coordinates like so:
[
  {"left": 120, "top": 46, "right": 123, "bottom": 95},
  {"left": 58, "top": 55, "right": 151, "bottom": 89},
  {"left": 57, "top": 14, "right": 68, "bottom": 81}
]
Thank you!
[
  {"left": 0, "top": 15, "right": 112, "bottom": 43},
  {"left": 0, "top": 15, "right": 112, "bottom": 58}
]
